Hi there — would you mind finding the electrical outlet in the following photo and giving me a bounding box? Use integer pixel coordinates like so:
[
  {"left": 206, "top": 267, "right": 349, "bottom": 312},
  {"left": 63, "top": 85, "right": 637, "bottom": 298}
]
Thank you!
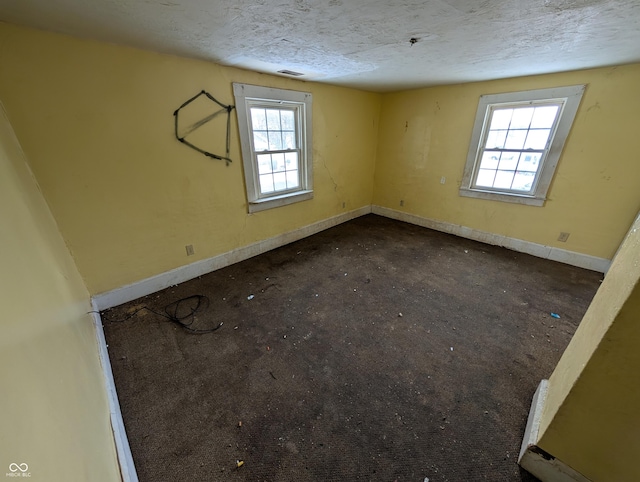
[
  {"left": 342, "top": 202, "right": 346, "bottom": 208},
  {"left": 186, "top": 244, "right": 195, "bottom": 256},
  {"left": 557, "top": 232, "right": 570, "bottom": 242},
  {"left": 440, "top": 176, "right": 446, "bottom": 184},
  {"left": 400, "top": 200, "right": 404, "bottom": 207}
]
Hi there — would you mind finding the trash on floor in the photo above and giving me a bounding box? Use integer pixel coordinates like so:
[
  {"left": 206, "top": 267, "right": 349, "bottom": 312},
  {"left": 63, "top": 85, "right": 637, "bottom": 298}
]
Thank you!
[{"left": 550, "top": 312, "right": 561, "bottom": 319}]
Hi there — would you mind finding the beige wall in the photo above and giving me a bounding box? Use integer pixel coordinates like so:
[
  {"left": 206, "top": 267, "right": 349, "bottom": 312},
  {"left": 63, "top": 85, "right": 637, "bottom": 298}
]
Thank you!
[
  {"left": 536, "top": 212, "right": 640, "bottom": 482},
  {"left": 374, "top": 64, "right": 640, "bottom": 260},
  {"left": 0, "top": 103, "right": 119, "bottom": 480},
  {"left": 0, "top": 22, "right": 381, "bottom": 295}
]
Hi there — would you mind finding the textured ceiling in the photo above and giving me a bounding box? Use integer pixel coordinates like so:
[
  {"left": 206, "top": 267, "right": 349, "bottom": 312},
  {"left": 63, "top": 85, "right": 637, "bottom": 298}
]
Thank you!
[{"left": 1, "top": 0, "right": 639, "bottom": 92}]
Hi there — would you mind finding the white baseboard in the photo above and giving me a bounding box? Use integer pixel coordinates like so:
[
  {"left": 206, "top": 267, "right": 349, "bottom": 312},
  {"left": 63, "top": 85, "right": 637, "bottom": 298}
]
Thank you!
[
  {"left": 93, "top": 206, "right": 371, "bottom": 310},
  {"left": 91, "top": 206, "right": 603, "bottom": 482},
  {"left": 371, "top": 206, "right": 610, "bottom": 273},
  {"left": 90, "top": 208, "right": 370, "bottom": 480},
  {"left": 90, "top": 300, "right": 138, "bottom": 482},
  {"left": 519, "top": 379, "right": 549, "bottom": 464},
  {"left": 518, "top": 380, "right": 591, "bottom": 482},
  {"left": 95, "top": 205, "right": 609, "bottom": 310}
]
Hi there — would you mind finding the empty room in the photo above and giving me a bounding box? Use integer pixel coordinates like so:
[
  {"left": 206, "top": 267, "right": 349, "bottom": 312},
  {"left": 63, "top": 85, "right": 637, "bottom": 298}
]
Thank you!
[{"left": 1, "top": 1, "right": 639, "bottom": 481}]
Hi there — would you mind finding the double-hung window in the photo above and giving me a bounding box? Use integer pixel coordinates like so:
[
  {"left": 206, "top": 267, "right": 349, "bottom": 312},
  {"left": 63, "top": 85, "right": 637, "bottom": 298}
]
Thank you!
[
  {"left": 233, "top": 83, "right": 313, "bottom": 213},
  {"left": 460, "top": 85, "right": 584, "bottom": 206}
]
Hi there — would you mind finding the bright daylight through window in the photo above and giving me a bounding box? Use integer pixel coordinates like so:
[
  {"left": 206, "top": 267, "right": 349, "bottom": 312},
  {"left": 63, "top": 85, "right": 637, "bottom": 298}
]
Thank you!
[
  {"left": 233, "top": 83, "right": 313, "bottom": 213},
  {"left": 251, "top": 107, "right": 299, "bottom": 193},
  {"left": 460, "top": 85, "right": 584, "bottom": 206}
]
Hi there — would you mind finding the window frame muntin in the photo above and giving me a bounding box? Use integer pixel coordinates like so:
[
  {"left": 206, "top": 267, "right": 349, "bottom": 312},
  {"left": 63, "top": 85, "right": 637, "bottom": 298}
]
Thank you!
[
  {"left": 460, "top": 85, "right": 585, "bottom": 207},
  {"left": 247, "top": 101, "right": 304, "bottom": 199},
  {"left": 233, "top": 83, "right": 313, "bottom": 213},
  {"left": 470, "top": 98, "right": 565, "bottom": 196}
]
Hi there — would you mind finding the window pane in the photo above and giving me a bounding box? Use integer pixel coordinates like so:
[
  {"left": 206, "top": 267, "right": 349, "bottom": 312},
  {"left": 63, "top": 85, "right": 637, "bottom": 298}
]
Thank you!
[
  {"left": 271, "top": 153, "right": 286, "bottom": 172},
  {"left": 280, "top": 110, "right": 295, "bottom": 130},
  {"left": 266, "top": 109, "right": 281, "bottom": 130},
  {"left": 282, "top": 131, "right": 298, "bottom": 149},
  {"left": 253, "top": 131, "right": 269, "bottom": 151},
  {"left": 234, "top": 83, "right": 314, "bottom": 210},
  {"left": 490, "top": 109, "right": 512, "bottom": 130},
  {"left": 494, "top": 170, "right": 515, "bottom": 189},
  {"left": 458, "top": 85, "right": 584, "bottom": 205},
  {"left": 530, "top": 105, "right": 559, "bottom": 128},
  {"left": 285, "top": 152, "right": 299, "bottom": 170},
  {"left": 476, "top": 169, "right": 496, "bottom": 187},
  {"left": 504, "top": 130, "right": 527, "bottom": 149},
  {"left": 286, "top": 169, "right": 299, "bottom": 189},
  {"left": 259, "top": 174, "right": 274, "bottom": 193},
  {"left": 250, "top": 108, "right": 267, "bottom": 130},
  {"left": 518, "top": 153, "right": 541, "bottom": 172},
  {"left": 268, "top": 131, "right": 283, "bottom": 150},
  {"left": 257, "top": 154, "right": 272, "bottom": 175},
  {"left": 273, "top": 172, "right": 287, "bottom": 191},
  {"left": 498, "top": 152, "right": 519, "bottom": 171},
  {"left": 512, "top": 171, "right": 535, "bottom": 191},
  {"left": 485, "top": 129, "right": 507, "bottom": 149},
  {"left": 524, "top": 129, "right": 551, "bottom": 150},
  {"left": 480, "top": 151, "right": 499, "bottom": 170},
  {"left": 510, "top": 107, "right": 534, "bottom": 129},
  {"left": 282, "top": 131, "right": 296, "bottom": 149}
]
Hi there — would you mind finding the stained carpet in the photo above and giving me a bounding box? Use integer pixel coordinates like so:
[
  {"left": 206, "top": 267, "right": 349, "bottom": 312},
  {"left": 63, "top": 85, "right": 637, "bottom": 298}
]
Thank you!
[{"left": 103, "top": 214, "right": 601, "bottom": 481}]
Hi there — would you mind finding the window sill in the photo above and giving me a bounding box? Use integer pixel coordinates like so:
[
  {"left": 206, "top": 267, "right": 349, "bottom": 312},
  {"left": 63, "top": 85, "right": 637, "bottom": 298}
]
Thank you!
[
  {"left": 248, "top": 190, "right": 314, "bottom": 213},
  {"left": 459, "top": 187, "right": 545, "bottom": 207}
]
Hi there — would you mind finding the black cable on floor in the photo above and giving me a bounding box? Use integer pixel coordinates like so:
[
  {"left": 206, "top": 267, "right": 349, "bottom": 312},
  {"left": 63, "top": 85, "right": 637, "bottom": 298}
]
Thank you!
[{"left": 95, "top": 295, "right": 223, "bottom": 334}]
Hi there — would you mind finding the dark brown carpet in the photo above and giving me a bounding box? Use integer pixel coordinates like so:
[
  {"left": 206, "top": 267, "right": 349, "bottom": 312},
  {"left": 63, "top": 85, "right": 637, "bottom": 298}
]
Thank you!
[{"left": 103, "top": 214, "right": 601, "bottom": 482}]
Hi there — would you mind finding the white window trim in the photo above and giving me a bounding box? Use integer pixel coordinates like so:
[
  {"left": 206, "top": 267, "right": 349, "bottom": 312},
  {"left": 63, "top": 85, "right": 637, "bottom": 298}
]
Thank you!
[
  {"left": 233, "top": 83, "right": 313, "bottom": 213},
  {"left": 460, "top": 85, "right": 585, "bottom": 207}
]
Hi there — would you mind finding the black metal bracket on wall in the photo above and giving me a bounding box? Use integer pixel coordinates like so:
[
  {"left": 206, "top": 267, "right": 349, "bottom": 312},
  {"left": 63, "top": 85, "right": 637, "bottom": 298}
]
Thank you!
[{"left": 173, "top": 90, "right": 235, "bottom": 165}]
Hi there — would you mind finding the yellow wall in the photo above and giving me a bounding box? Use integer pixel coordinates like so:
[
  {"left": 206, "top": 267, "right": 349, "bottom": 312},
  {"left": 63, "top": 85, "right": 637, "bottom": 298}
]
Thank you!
[
  {"left": 3, "top": 20, "right": 638, "bottom": 297},
  {"left": 2, "top": 18, "right": 640, "bottom": 482},
  {"left": 537, "top": 212, "right": 640, "bottom": 481},
  {"left": 374, "top": 64, "right": 640, "bottom": 260},
  {"left": 0, "top": 103, "right": 119, "bottom": 480},
  {"left": 0, "top": 22, "right": 381, "bottom": 295}
]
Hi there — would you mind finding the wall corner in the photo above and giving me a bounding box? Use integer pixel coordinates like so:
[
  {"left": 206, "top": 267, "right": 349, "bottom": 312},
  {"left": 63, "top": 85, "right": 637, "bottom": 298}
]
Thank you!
[{"left": 518, "top": 380, "right": 591, "bottom": 482}]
